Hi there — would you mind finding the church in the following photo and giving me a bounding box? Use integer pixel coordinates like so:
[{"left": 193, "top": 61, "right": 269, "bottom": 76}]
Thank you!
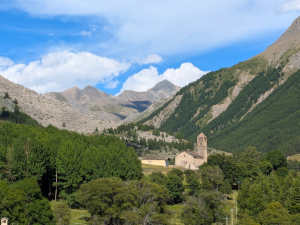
[{"left": 175, "top": 133, "right": 208, "bottom": 170}]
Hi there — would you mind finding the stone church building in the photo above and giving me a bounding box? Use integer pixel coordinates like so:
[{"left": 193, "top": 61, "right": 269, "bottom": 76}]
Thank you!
[{"left": 175, "top": 133, "right": 208, "bottom": 170}]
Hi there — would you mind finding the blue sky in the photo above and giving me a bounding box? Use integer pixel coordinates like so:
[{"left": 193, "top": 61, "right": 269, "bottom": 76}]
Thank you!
[{"left": 0, "top": 0, "right": 299, "bottom": 95}]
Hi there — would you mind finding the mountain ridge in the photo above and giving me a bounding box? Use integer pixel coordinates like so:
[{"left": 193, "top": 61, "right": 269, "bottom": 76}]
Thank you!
[
  {"left": 139, "top": 16, "right": 300, "bottom": 155},
  {"left": 0, "top": 76, "right": 179, "bottom": 133}
]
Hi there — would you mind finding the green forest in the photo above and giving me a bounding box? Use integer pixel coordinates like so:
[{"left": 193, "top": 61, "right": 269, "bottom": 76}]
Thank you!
[
  {"left": 209, "top": 69, "right": 300, "bottom": 155},
  {"left": 0, "top": 94, "right": 299, "bottom": 225},
  {"left": 142, "top": 58, "right": 300, "bottom": 156},
  {"left": 0, "top": 112, "right": 142, "bottom": 224}
]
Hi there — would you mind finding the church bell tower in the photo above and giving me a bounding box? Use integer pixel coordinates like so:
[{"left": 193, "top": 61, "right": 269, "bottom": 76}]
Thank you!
[{"left": 197, "top": 133, "right": 208, "bottom": 162}]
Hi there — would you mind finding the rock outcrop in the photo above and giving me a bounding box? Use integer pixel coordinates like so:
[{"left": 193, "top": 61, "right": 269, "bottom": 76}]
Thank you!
[{"left": 0, "top": 76, "right": 179, "bottom": 133}]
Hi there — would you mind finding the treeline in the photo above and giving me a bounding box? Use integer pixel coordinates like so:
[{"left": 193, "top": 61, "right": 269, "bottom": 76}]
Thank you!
[
  {"left": 0, "top": 120, "right": 142, "bottom": 224},
  {"left": 57, "top": 146, "right": 300, "bottom": 225},
  {"left": 141, "top": 59, "right": 300, "bottom": 156},
  {"left": 156, "top": 66, "right": 300, "bottom": 156},
  {"left": 74, "top": 166, "right": 230, "bottom": 225},
  {"left": 152, "top": 57, "right": 267, "bottom": 140},
  {"left": 0, "top": 93, "right": 39, "bottom": 126},
  {"left": 207, "top": 147, "right": 300, "bottom": 225},
  {"left": 210, "top": 69, "right": 300, "bottom": 155},
  {"left": 0, "top": 102, "right": 299, "bottom": 224}
]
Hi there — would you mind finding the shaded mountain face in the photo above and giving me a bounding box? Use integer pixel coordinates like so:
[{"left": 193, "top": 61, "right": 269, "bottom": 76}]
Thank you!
[{"left": 141, "top": 16, "right": 300, "bottom": 155}]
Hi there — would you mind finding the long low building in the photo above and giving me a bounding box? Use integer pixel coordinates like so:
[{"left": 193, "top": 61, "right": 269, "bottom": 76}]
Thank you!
[{"left": 140, "top": 156, "right": 169, "bottom": 167}]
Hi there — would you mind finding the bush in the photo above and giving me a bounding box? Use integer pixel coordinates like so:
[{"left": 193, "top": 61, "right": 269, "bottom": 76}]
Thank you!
[{"left": 51, "top": 201, "right": 71, "bottom": 225}]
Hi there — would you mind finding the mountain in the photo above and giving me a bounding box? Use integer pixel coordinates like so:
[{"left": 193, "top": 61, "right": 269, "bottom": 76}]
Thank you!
[
  {"left": 47, "top": 79, "right": 179, "bottom": 122},
  {"left": 0, "top": 92, "right": 39, "bottom": 125},
  {"left": 119, "top": 80, "right": 180, "bottom": 103},
  {"left": 140, "top": 16, "right": 300, "bottom": 155},
  {"left": 0, "top": 76, "right": 116, "bottom": 133},
  {"left": 46, "top": 86, "right": 122, "bottom": 121},
  {"left": 0, "top": 76, "right": 179, "bottom": 133}
]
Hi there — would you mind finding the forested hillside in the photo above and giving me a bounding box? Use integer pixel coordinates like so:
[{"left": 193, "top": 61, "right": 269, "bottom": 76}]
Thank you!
[
  {"left": 0, "top": 108, "right": 299, "bottom": 225},
  {"left": 0, "top": 117, "right": 142, "bottom": 224},
  {"left": 141, "top": 17, "right": 300, "bottom": 156},
  {"left": 210, "top": 69, "right": 300, "bottom": 154}
]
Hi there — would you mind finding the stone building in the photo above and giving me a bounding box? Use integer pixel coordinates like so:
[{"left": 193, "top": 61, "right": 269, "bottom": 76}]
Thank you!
[
  {"left": 175, "top": 133, "right": 208, "bottom": 170},
  {"left": 1, "top": 218, "right": 8, "bottom": 225},
  {"left": 140, "top": 156, "right": 168, "bottom": 167}
]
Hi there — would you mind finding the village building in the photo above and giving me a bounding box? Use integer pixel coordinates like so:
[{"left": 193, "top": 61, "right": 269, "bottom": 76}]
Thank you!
[
  {"left": 140, "top": 156, "right": 169, "bottom": 167},
  {"left": 175, "top": 133, "right": 208, "bottom": 170}
]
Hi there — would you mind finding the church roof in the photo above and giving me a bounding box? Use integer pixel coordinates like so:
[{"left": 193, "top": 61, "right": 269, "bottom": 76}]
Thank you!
[
  {"left": 189, "top": 152, "right": 203, "bottom": 159},
  {"left": 180, "top": 151, "right": 203, "bottom": 159}
]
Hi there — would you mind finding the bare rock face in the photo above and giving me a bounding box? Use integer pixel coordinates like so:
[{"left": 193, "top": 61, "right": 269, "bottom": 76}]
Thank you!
[
  {"left": 0, "top": 76, "right": 179, "bottom": 133},
  {"left": 260, "top": 16, "right": 300, "bottom": 69},
  {"left": 0, "top": 93, "right": 16, "bottom": 112},
  {"left": 118, "top": 80, "right": 180, "bottom": 103},
  {"left": 0, "top": 75, "right": 115, "bottom": 133},
  {"left": 48, "top": 79, "right": 180, "bottom": 124},
  {"left": 145, "top": 94, "right": 183, "bottom": 128}
]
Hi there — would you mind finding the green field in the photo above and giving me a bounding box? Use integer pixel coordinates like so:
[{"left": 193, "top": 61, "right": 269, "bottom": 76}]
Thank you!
[
  {"left": 50, "top": 201, "right": 90, "bottom": 225},
  {"left": 70, "top": 209, "right": 90, "bottom": 225}
]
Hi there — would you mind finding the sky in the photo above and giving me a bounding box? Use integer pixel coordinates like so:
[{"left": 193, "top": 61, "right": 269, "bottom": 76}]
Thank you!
[{"left": 0, "top": 0, "right": 299, "bottom": 95}]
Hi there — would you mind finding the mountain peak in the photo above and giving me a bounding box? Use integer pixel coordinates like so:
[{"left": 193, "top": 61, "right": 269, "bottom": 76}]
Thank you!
[
  {"left": 64, "top": 86, "right": 80, "bottom": 92},
  {"left": 260, "top": 16, "right": 300, "bottom": 63},
  {"left": 82, "top": 85, "right": 109, "bottom": 98},
  {"left": 150, "top": 80, "right": 179, "bottom": 92}
]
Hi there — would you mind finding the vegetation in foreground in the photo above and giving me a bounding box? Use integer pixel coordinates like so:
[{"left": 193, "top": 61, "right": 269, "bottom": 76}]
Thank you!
[{"left": 0, "top": 109, "right": 299, "bottom": 224}]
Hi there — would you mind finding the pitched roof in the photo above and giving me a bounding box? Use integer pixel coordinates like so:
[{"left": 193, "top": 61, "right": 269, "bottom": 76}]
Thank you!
[
  {"left": 188, "top": 152, "right": 203, "bottom": 159},
  {"left": 179, "top": 151, "right": 203, "bottom": 159}
]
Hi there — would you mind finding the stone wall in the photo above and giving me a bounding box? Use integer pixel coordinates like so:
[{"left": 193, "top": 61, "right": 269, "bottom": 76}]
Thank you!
[
  {"left": 141, "top": 160, "right": 168, "bottom": 167},
  {"left": 175, "top": 152, "right": 205, "bottom": 170}
]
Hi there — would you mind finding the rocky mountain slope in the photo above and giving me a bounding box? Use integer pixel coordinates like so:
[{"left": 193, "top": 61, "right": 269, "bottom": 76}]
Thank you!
[
  {"left": 47, "top": 79, "right": 179, "bottom": 122},
  {"left": 140, "top": 16, "right": 300, "bottom": 155},
  {"left": 0, "top": 76, "right": 115, "bottom": 133},
  {"left": 0, "top": 76, "right": 178, "bottom": 133}
]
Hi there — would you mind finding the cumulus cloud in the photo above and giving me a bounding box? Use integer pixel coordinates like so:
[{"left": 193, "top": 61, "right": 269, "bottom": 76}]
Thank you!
[
  {"left": 282, "top": 0, "right": 300, "bottom": 12},
  {"left": 7, "top": 1, "right": 299, "bottom": 56},
  {"left": 0, "top": 51, "right": 130, "bottom": 93},
  {"left": 120, "top": 63, "right": 207, "bottom": 93}
]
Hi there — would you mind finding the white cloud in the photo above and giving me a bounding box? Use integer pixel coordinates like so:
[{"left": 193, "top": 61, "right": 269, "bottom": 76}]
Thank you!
[
  {"left": 0, "top": 51, "right": 130, "bottom": 93},
  {"left": 162, "top": 63, "right": 208, "bottom": 87},
  {"left": 120, "top": 63, "right": 207, "bottom": 93},
  {"left": 8, "top": 1, "right": 299, "bottom": 56},
  {"left": 282, "top": 0, "right": 300, "bottom": 12},
  {"left": 0, "top": 57, "right": 14, "bottom": 68},
  {"left": 136, "top": 54, "right": 163, "bottom": 65}
]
